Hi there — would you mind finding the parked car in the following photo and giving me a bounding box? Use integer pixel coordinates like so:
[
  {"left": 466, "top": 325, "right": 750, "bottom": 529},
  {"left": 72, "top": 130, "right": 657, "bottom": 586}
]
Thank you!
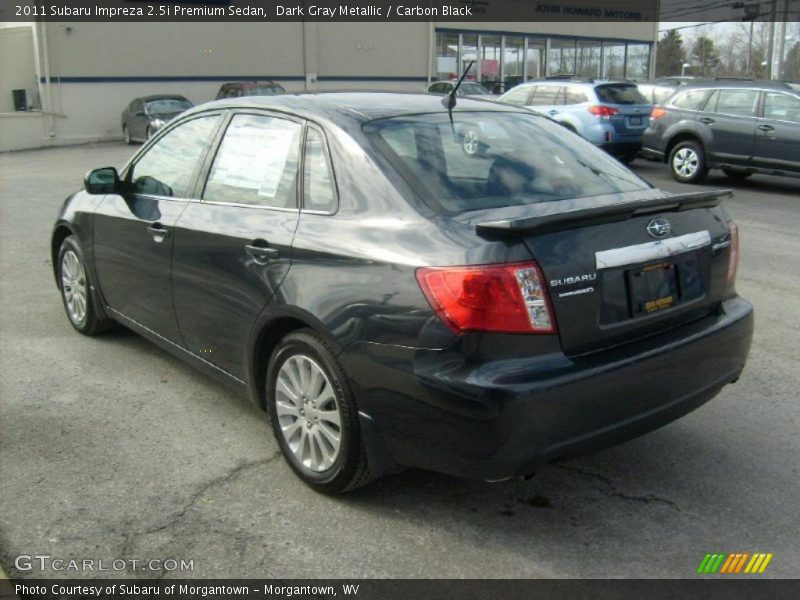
[
  {"left": 498, "top": 78, "right": 652, "bottom": 163},
  {"left": 121, "top": 95, "right": 193, "bottom": 144},
  {"left": 54, "top": 93, "right": 752, "bottom": 493},
  {"left": 427, "top": 80, "right": 493, "bottom": 98},
  {"left": 215, "top": 81, "right": 285, "bottom": 99},
  {"left": 642, "top": 80, "right": 800, "bottom": 183}
]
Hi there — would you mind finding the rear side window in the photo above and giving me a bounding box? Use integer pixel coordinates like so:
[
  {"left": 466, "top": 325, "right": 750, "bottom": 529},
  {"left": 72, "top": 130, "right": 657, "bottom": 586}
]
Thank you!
[
  {"left": 501, "top": 86, "right": 532, "bottom": 106},
  {"left": 594, "top": 84, "right": 648, "bottom": 105},
  {"left": 365, "top": 112, "right": 649, "bottom": 215},
  {"left": 763, "top": 92, "right": 800, "bottom": 123},
  {"left": 130, "top": 115, "right": 219, "bottom": 198},
  {"left": 302, "top": 128, "right": 336, "bottom": 213},
  {"left": 564, "top": 88, "right": 589, "bottom": 105},
  {"left": 670, "top": 89, "right": 709, "bottom": 110},
  {"left": 529, "top": 86, "right": 561, "bottom": 106},
  {"left": 203, "top": 114, "right": 302, "bottom": 208},
  {"left": 712, "top": 89, "right": 759, "bottom": 117}
]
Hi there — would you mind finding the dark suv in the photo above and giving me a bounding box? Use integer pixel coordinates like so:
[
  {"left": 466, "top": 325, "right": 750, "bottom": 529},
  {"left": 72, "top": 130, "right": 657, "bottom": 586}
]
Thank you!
[{"left": 642, "top": 80, "right": 800, "bottom": 183}]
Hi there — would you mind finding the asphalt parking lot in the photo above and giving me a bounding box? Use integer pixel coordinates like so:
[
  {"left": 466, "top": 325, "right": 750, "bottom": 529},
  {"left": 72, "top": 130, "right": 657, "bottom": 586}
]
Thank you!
[{"left": 1, "top": 143, "right": 798, "bottom": 579}]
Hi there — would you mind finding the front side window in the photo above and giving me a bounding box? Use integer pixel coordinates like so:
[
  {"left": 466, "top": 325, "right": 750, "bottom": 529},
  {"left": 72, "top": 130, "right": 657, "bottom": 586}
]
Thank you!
[
  {"left": 365, "top": 111, "right": 649, "bottom": 215},
  {"left": 713, "top": 89, "right": 759, "bottom": 117},
  {"left": 129, "top": 115, "right": 219, "bottom": 198},
  {"left": 302, "top": 128, "right": 336, "bottom": 212},
  {"left": 203, "top": 114, "right": 302, "bottom": 208},
  {"left": 763, "top": 92, "right": 800, "bottom": 123}
]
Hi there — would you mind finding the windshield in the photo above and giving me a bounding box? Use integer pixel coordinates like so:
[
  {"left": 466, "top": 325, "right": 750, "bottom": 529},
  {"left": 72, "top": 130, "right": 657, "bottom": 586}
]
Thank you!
[
  {"left": 244, "top": 85, "right": 285, "bottom": 96},
  {"left": 365, "top": 112, "right": 649, "bottom": 215},
  {"left": 594, "top": 84, "right": 648, "bottom": 105},
  {"left": 146, "top": 98, "right": 193, "bottom": 115},
  {"left": 458, "top": 82, "right": 491, "bottom": 96}
]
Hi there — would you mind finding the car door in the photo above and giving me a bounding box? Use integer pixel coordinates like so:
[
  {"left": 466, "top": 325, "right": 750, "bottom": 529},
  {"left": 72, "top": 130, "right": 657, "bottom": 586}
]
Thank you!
[
  {"left": 92, "top": 113, "right": 222, "bottom": 342},
  {"left": 753, "top": 90, "right": 800, "bottom": 173},
  {"left": 170, "top": 111, "right": 303, "bottom": 379},
  {"left": 702, "top": 88, "right": 759, "bottom": 166}
]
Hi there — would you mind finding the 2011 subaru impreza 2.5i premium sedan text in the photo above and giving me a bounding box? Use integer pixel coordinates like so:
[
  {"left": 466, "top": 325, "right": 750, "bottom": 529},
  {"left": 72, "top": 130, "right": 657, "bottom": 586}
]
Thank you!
[{"left": 52, "top": 93, "right": 754, "bottom": 493}]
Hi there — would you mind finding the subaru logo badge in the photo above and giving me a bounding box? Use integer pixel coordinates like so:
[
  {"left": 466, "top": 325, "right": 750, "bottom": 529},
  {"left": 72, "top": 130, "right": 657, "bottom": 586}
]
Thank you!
[{"left": 647, "top": 218, "right": 671, "bottom": 238}]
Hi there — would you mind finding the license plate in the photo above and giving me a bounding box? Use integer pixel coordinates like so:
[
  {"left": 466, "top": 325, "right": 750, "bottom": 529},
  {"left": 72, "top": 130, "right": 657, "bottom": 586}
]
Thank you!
[
  {"left": 628, "top": 262, "right": 679, "bottom": 316},
  {"left": 629, "top": 116, "right": 643, "bottom": 126}
]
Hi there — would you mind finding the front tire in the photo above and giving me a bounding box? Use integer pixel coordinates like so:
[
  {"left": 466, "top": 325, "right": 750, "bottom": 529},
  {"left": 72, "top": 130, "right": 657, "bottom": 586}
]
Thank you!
[
  {"left": 669, "top": 140, "right": 708, "bottom": 183},
  {"left": 267, "top": 329, "right": 372, "bottom": 494},
  {"left": 123, "top": 125, "right": 132, "bottom": 145},
  {"left": 58, "top": 236, "right": 113, "bottom": 335}
]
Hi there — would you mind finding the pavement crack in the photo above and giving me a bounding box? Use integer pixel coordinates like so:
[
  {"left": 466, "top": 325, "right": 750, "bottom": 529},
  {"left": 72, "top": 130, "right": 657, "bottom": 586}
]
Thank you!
[
  {"left": 554, "top": 463, "right": 681, "bottom": 511},
  {"left": 119, "top": 451, "right": 282, "bottom": 566}
]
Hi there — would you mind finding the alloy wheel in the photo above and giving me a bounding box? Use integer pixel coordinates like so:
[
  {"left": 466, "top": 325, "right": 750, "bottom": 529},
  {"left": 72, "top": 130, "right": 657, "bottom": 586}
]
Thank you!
[
  {"left": 61, "top": 249, "right": 87, "bottom": 325},
  {"left": 673, "top": 147, "right": 699, "bottom": 178},
  {"left": 274, "top": 354, "right": 342, "bottom": 473},
  {"left": 462, "top": 130, "right": 480, "bottom": 155}
]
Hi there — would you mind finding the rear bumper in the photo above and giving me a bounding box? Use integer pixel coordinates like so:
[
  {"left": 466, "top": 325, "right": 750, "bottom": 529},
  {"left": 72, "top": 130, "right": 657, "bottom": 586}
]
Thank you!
[
  {"left": 600, "top": 141, "right": 642, "bottom": 155},
  {"left": 342, "top": 297, "right": 754, "bottom": 481}
]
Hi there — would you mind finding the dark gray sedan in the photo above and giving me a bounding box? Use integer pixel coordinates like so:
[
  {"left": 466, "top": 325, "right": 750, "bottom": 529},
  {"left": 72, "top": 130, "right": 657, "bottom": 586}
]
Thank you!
[{"left": 121, "top": 95, "right": 193, "bottom": 144}]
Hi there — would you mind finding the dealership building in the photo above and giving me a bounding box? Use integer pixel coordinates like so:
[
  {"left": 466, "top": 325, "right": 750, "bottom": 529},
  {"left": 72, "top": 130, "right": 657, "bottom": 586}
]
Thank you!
[{"left": 0, "top": 15, "right": 658, "bottom": 151}]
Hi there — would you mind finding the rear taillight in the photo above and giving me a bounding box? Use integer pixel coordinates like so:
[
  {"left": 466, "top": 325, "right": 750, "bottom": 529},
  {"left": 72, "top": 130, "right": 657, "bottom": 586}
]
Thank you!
[
  {"left": 650, "top": 107, "right": 667, "bottom": 120},
  {"left": 727, "top": 222, "right": 739, "bottom": 283},
  {"left": 587, "top": 105, "right": 619, "bottom": 118},
  {"left": 415, "top": 261, "right": 556, "bottom": 334}
]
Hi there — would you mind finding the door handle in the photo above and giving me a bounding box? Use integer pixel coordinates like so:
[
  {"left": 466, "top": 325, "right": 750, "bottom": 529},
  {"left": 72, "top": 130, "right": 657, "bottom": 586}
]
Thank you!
[
  {"left": 699, "top": 117, "right": 715, "bottom": 125},
  {"left": 757, "top": 124, "right": 775, "bottom": 132},
  {"left": 146, "top": 223, "right": 170, "bottom": 242},
  {"left": 245, "top": 241, "right": 279, "bottom": 264}
]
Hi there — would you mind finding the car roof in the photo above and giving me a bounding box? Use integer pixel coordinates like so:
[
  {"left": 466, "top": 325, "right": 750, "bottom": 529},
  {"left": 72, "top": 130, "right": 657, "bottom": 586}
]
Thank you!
[
  {"left": 221, "top": 81, "right": 282, "bottom": 88},
  {"left": 677, "top": 79, "right": 796, "bottom": 91},
  {"left": 510, "top": 79, "right": 634, "bottom": 89},
  {"left": 186, "top": 92, "right": 522, "bottom": 126}
]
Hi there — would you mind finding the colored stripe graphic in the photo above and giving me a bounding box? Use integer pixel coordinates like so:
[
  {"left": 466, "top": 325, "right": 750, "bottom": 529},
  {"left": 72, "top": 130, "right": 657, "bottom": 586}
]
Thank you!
[{"left": 699, "top": 552, "right": 773, "bottom": 574}]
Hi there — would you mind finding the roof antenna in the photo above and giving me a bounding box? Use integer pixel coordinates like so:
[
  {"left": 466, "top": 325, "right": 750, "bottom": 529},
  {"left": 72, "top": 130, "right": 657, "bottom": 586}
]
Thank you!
[{"left": 443, "top": 60, "right": 475, "bottom": 134}]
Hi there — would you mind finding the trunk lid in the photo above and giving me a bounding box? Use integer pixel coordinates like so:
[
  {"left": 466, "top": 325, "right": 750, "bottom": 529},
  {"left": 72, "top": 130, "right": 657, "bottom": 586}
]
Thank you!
[{"left": 464, "top": 190, "right": 735, "bottom": 355}]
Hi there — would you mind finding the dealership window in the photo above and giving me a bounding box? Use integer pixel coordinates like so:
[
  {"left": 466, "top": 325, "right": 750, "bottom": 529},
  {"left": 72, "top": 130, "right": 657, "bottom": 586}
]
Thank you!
[
  {"left": 460, "top": 34, "right": 478, "bottom": 80},
  {"left": 576, "top": 41, "right": 602, "bottom": 78},
  {"left": 130, "top": 115, "right": 219, "bottom": 198},
  {"left": 204, "top": 114, "right": 302, "bottom": 208},
  {"left": 526, "top": 39, "right": 546, "bottom": 80},
  {"left": 625, "top": 44, "right": 650, "bottom": 80},
  {"left": 436, "top": 33, "right": 459, "bottom": 80},
  {"left": 504, "top": 36, "right": 524, "bottom": 90},
  {"left": 480, "top": 36, "right": 502, "bottom": 92},
  {"left": 603, "top": 43, "right": 626, "bottom": 79},
  {"left": 549, "top": 39, "right": 577, "bottom": 76}
]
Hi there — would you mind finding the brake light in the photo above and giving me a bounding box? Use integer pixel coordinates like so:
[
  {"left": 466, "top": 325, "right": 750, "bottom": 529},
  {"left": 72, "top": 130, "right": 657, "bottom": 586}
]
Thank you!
[
  {"left": 587, "top": 105, "right": 619, "bottom": 118},
  {"left": 650, "top": 107, "right": 667, "bottom": 120},
  {"left": 415, "top": 261, "right": 556, "bottom": 334},
  {"left": 727, "top": 222, "right": 739, "bottom": 283}
]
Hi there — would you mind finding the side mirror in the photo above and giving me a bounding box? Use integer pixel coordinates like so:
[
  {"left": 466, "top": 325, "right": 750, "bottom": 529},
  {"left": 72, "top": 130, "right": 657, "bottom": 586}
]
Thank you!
[{"left": 84, "top": 167, "right": 122, "bottom": 195}]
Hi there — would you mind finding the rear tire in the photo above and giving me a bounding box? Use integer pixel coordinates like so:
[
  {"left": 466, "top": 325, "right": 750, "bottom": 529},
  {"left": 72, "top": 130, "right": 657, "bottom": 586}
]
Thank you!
[
  {"left": 722, "top": 167, "right": 752, "bottom": 181},
  {"left": 669, "top": 140, "right": 708, "bottom": 183},
  {"left": 57, "top": 236, "right": 114, "bottom": 336},
  {"left": 266, "top": 329, "right": 372, "bottom": 494}
]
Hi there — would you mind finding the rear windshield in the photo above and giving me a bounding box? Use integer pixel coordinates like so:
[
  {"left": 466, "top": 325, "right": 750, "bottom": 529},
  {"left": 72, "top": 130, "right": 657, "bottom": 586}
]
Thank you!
[
  {"left": 364, "top": 111, "right": 649, "bottom": 215},
  {"left": 145, "top": 98, "right": 193, "bottom": 115},
  {"left": 244, "top": 85, "right": 285, "bottom": 96},
  {"left": 594, "top": 84, "right": 648, "bottom": 105}
]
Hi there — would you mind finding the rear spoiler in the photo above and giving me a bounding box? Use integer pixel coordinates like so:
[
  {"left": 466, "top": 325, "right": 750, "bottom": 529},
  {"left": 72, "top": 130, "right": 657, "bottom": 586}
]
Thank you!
[{"left": 476, "top": 190, "right": 732, "bottom": 236}]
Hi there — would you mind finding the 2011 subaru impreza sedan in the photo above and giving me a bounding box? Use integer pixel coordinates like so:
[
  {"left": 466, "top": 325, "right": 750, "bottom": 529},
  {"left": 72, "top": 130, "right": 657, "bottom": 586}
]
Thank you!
[{"left": 52, "top": 93, "right": 754, "bottom": 494}]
